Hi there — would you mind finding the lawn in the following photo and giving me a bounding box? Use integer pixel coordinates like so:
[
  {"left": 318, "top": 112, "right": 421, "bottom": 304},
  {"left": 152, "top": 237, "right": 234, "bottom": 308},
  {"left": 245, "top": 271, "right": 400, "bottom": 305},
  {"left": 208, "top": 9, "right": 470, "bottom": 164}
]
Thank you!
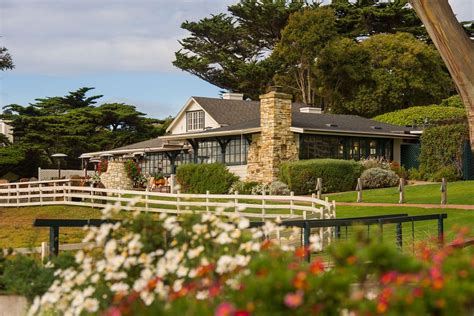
[
  {"left": 0, "top": 205, "right": 125, "bottom": 249},
  {"left": 324, "top": 181, "right": 474, "bottom": 205},
  {"left": 335, "top": 205, "right": 474, "bottom": 244}
]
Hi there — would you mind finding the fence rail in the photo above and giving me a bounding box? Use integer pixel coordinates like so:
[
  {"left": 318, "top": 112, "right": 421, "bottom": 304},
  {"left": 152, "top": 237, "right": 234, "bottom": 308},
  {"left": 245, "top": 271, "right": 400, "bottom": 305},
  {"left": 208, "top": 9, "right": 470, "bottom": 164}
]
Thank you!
[{"left": 0, "top": 179, "right": 335, "bottom": 220}]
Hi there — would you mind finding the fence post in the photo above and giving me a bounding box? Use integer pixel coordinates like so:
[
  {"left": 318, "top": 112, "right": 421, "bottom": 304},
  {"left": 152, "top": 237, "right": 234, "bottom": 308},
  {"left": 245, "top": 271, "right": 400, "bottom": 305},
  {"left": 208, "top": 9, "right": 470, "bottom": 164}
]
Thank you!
[
  {"left": 39, "top": 183, "right": 43, "bottom": 205},
  {"left": 38, "top": 167, "right": 41, "bottom": 181},
  {"left": 234, "top": 191, "right": 239, "bottom": 213},
  {"left": 262, "top": 191, "right": 266, "bottom": 221},
  {"left": 27, "top": 183, "right": 31, "bottom": 204},
  {"left": 49, "top": 225, "right": 59, "bottom": 258},
  {"left": 304, "top": 221, "right": 311, "bottom": 262},
  {"left": 16, "top": 183, "right": 20, "bottom": 207},
  {"left": 398, "top": 178, "right": 405, "bottom": 204},
  {"left": 206, "top": 190, "right": 210, "bottom": 212},
  {"left": 41, "top": 242, "right": 48, "bottom": 264},
  {"left": 316, "top": 178, "right": 322, "bottom": 199},
  {"left": 356, "top": 178, "right": 362, "bottom": 203},
  {"left": 170, "top": 174, "right": 176, "bottom": 194},
  {"left": 437, "top": 214, "right": 444, "bottom": 247},
  {"left": 67, "top": 181, "right": 72, "bottom": 202},
  {"left": 396, "top": 222, "right": 403, "bottom": 250},
  {"left": 90, "top": 184, "right": 95, "bottom": 207},
  {"left": 440, "top": 178, "right": 447, "bottom": 205},
  {"left": 177, "top": 190, "right": 181, "bottom": 213},
  {"left": 290, "top": 191, "right": 294, "bottom": 217}
]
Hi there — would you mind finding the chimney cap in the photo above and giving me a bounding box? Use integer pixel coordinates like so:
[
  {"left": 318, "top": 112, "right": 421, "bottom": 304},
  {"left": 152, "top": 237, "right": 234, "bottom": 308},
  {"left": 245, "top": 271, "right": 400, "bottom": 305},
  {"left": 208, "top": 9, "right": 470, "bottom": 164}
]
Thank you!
[
  {"left": 222, "top": 92, "right": 244, "bottom": 100},
  {"left": 266, "top": 85, "right": 284, "bottom": 93}
]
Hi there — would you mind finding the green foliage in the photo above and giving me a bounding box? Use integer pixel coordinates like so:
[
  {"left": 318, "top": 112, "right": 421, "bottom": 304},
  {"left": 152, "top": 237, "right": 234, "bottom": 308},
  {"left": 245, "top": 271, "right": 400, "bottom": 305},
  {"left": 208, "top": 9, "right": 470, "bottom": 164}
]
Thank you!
[
  {"left": 0, "top": 252, "right": 76, "bottom": 302},
  {"left": 228, "top": 180, "right": 259, "bottom": 195},
  {"left": 431, "top": 166, "right": 461, "bottom": 182},
  {"left": 0, "top": 47, "right": 14, "bottom": 71},
  {"left": 360, "top": 167, "right": 399, "bottom": 189},
  {"left": 279, "top": 158, "right": 362, "bottom": 194},
  {"left": 0, "top": 88, "right": 166, "bottom": 177},
  {"left": 176, "top": 163, "right": 238, "bottom": 194},
  {"left": 272, "top": 7, "right": 338, "bottom": 105},
  {"left": 373, "top": 105, "right": 466, "bottom": 126},
  {"left": 407, "top": 167, "right": 425, "bottom": 181},
  {"left": 319, "top": 33, "right": 453, "bottom": 116},
  {"left": 419, "top": 124, "right": 468, "bottom": 180},
  {"left": 124, "top": 160, "right": 146, "bottom": 187},
  {"left": 440, "top": 95, "right": 464, "bottom": 108}
]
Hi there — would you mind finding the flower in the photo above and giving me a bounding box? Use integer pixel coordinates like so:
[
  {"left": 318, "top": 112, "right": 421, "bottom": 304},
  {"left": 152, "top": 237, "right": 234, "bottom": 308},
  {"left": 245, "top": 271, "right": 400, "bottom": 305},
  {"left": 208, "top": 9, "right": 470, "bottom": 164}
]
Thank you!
[
  {"left": 284, "top": 291, "right": 304, "bottom": 309},
  {"left": 215, "top": 302, "right": 236, "bottom": 316}
]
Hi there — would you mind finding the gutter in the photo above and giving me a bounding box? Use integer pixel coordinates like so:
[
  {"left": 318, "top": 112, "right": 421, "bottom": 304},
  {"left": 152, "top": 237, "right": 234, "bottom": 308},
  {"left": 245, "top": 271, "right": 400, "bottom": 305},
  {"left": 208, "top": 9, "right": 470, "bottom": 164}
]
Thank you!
[
  {"left": 161, "top": 127, "right": 261, "bottom": 140},
  {"left": 290, "top": 127, "right": 420, "bottom": 139}
]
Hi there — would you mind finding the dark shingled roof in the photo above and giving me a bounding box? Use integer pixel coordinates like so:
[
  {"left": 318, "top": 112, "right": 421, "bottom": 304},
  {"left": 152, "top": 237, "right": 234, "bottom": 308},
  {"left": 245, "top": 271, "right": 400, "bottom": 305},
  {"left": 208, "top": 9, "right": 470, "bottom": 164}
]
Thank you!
[
  {"left": 113, "top": 138, "right": 165, "bottom": 151},
  {"left": 189, "top": 97, "right": 415, "bottom": 137}
]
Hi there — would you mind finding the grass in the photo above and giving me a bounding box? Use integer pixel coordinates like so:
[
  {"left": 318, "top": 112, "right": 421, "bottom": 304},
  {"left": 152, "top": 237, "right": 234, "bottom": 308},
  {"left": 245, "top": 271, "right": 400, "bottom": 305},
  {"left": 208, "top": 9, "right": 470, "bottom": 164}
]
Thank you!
[
  {"left": 0, "top": 205, "right": 125, "bottom": 249},
  {"left": 335, "top": 205, "right": 474, "bottom": 243},
  {"left": 324, "top": 181, "right": 474, "bottom": 205}
]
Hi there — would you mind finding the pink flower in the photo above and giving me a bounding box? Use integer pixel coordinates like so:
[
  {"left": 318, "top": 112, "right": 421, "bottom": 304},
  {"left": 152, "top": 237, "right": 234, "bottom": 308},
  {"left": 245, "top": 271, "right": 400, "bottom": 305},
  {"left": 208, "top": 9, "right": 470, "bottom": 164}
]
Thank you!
[
  {"left": 215, "top": 302, "right": 236, "bottom": 316},
  {"left": 104, "top": 307, "right": 122, "bottom": 316},
  {"left": 284, "top": 291, "right": 304, "bottom": 309}
]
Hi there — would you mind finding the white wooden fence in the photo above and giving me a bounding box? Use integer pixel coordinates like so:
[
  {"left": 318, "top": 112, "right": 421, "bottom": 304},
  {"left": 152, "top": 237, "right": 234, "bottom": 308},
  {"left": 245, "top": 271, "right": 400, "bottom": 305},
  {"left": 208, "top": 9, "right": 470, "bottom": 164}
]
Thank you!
[{"left": 0, "top": 179, "right": 335, "bottom": 220}]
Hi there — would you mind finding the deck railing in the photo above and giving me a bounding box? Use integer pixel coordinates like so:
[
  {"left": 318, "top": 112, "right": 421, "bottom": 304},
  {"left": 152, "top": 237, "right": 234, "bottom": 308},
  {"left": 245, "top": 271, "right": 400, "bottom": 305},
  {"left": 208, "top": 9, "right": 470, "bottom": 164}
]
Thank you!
[{"left": 0, "top": 179, "right": 335, "bottom": 220}]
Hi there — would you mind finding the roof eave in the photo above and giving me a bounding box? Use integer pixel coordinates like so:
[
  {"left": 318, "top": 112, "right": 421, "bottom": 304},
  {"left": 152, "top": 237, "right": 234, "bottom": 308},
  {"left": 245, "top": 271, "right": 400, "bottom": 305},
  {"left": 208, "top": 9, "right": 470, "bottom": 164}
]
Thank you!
[
  {"left": 291, "top": 127, "right": 419, "bottom": 139},
  {"left": 161, "top": 127, "right": 261, "bottom": 140}
]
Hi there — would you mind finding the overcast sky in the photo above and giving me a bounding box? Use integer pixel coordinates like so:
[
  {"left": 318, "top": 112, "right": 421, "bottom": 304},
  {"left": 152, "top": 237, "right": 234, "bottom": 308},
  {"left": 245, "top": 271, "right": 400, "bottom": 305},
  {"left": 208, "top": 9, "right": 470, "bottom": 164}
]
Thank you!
[{"left": 1, "top": 0, "right": 472, "bottom": 118}]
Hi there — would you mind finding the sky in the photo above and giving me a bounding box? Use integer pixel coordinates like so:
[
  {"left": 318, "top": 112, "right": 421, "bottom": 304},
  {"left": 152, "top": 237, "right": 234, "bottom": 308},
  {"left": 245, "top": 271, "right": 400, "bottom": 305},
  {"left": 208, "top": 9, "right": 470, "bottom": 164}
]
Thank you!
[{"left": 0, "top": 0, "right": 473, "bottom": 119}]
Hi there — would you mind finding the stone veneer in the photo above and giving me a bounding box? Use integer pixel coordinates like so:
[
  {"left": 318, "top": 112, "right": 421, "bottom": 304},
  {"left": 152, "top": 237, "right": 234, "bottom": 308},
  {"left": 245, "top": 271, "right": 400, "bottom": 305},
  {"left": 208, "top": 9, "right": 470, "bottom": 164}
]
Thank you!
[
  {"left": 100, "top": 161, "right": 133, "bottom": 190},
  {"left": 247, "top": 90, "right": 299, "bottom": 183}
]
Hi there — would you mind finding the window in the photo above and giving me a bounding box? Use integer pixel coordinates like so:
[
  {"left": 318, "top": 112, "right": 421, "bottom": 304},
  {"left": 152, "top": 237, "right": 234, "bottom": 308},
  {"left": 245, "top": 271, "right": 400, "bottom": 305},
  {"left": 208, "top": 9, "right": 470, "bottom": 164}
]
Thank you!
[{"left": 186, "top": 111, "right": 205, "bottom": 131}]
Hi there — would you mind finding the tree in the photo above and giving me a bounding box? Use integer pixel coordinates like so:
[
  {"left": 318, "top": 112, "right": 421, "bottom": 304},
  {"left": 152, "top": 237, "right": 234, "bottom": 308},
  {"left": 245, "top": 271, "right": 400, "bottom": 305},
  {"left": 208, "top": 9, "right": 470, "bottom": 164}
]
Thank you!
[
  {"left": 0, "top": 88, "right": 166, "bottom": 177},
  {"left": 316, "top": 33, "right": 453, "bottom": 116},
  {"left": 173, "top": 1, "right": 313, "bottom": 99},
  {"left": 272, "top": 7, "right": 338, "bottom": 105},
  {"left": 0, "top": 47, "right": 14, "bottom": 71},
  {"left": 408, "top": 0, "right": 474, "bottom": 150}
]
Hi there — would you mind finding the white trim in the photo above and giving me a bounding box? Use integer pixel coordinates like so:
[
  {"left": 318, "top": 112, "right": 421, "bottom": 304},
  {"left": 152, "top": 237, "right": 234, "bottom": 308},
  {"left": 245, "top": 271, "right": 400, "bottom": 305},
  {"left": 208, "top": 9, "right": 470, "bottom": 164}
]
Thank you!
[
  {"left": 161, "top": 128, "right": 261, "bottom": 140},
  {"left": 165, "top": 97, "right": 220, "bottom": 134},
  {"left": 290, "top": 127, "right": 419, "bottom": 139}
]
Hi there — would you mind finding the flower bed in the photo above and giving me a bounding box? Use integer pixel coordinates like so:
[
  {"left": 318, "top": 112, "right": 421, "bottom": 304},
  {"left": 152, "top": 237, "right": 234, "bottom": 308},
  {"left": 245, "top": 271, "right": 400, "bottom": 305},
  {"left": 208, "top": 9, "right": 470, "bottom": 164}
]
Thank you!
[{"left": 29, "top": 203, "right": 474, "bottom": 315}]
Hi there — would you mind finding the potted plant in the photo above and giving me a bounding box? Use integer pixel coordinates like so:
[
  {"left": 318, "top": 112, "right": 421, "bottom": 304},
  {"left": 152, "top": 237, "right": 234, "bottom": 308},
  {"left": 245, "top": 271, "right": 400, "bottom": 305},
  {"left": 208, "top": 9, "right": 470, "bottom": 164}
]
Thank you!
[{"left": 153, "top": 171, "right": 166, "bottom": 186}]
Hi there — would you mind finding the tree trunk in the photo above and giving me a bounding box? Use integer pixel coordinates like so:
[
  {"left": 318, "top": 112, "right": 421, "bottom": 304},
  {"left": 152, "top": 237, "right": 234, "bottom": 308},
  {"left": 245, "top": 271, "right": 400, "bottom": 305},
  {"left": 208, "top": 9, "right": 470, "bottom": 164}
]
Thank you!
[{"left": 409, "top": 0, "right": 474, "bottom": 148}]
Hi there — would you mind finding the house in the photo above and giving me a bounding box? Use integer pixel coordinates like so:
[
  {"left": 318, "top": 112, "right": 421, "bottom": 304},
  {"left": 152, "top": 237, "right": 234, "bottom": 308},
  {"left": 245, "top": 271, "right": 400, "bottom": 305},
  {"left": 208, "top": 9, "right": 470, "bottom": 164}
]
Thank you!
[
  {"left": 84, "top": 88, "right": 419, "bottom": 186},
  {"left": 0, "top": 120, "right": 13, "bottom": 145}
]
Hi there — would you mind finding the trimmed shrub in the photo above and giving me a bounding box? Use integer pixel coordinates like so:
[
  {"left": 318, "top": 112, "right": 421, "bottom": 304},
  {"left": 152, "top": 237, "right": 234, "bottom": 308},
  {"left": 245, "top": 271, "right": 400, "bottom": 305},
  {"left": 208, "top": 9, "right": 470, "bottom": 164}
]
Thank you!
[
  {"left": 440, "top": 95, "right": 464, "bottom": 108},
  {"left": 360, "top": 167, "right": 399, "bottom": 189},
  {"left": 268, "top": 180, "right": 290, "bottom": 195},
  {"left": 408, "top": 167, "right": 425, "bottom": 181},
  {"left": 419, "top": 124, "right": 468, "bottom": 180},
  {"left": 176, "top": 163, "right": 238, "bottom": 194},
  {"left": 228, "top": 181, "right": 259, "bottom": 195},
  {"left": 431, "top": 166, "right": 460, "bottom": 182},
  {"left": 373, "top": 105, "right": 466, "bottom": 126},
  {"left": 279, "top": 159, "right": 362, "bottom": 194}
]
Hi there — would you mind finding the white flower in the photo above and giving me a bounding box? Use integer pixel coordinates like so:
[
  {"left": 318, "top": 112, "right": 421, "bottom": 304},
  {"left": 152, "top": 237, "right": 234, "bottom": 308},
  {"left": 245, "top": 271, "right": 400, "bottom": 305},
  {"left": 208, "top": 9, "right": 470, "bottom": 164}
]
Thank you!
[
  {"left": 215, "top": 232, "right": 232, "bottom": 245},
  {"left": 187, "top": 246, "right": 204, "bottom": 259},
  {"left": 238, "top": 217, "right": 250, "bottom": 229},
  {"left": 196, "top": 291, "right": 208, "bottom": 300},
  {"left": 83, "top": 298, "right": 99, "bottom": 313},
  {"left": 140, "top": 290, "right": 155, "bottom": 306},
  {"left": 309, "top": 234, "right": 323, "bottom": 252},
  {"left": 110, "top": 282, "right": 130, "bottom": 293}
]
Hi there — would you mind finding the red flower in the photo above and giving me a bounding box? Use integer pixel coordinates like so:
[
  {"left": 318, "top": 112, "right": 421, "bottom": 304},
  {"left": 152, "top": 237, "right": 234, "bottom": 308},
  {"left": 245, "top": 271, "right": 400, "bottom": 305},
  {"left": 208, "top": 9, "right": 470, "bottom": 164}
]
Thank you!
[
  {"left": 234, "top": 310, "right": 251, "bottom": 316},
  {"left": 309, "top": 259, "right": 325, "bottom": 275},
  {"left": 215, "top": 302, "right": 236, "bottom": 316},
  {"left": 284, "top": 291, "right": 304, "bottom": 309},
  {"left": 293, "top": 271, "right": 307, "bottom": 290},
  {"left": 294, "top": 246, "right": 308, "bottom": 258}
]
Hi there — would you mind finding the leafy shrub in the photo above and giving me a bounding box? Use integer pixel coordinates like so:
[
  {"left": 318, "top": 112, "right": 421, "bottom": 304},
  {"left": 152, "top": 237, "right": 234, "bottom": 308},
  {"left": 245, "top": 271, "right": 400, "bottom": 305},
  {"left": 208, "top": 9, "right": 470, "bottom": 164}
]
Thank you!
[
  {"left": 280, "top": 159, "right": 362, "bottom": 194},
  {"left": 390, "top": 161, "right": 408, "bottom": 179},
  {"left": 176, "top": 163, "right": 238, "bottom": 194},
  {"left": 124, "top": 160, "right": 147, "bottom": 187},
  {"left": 419, "top": 124, "right": 468, "bottom": 180},
  {"left": 360, "top": 167, "right": 399, "bottom": 189},
  {"left": 359, "top": 157, "right": 390, "bottom": 170},
  {"left": 268, "top": 180, "right": 290, "bottom": 195},
  {"left": 440, "top": 95, "right": 464, "bottom": 108},
  {"left": 431, "top": 166, "right": 460, "bottom": 182},
  {"left": 373, "top": 105, "right": 466, "bottom": 126},
  {"left": 228, "top": 181, "right": 259, "bottom": 195},
  {"left": 408, "top": 167, "right": 426, "bottom": 181}
]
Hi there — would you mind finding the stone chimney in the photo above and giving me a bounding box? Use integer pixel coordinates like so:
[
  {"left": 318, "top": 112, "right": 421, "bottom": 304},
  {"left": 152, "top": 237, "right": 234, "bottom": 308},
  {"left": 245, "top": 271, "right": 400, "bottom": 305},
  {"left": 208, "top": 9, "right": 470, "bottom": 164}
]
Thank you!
[{"left": 247, "top": 87, "right": 298, "bottom": 183}]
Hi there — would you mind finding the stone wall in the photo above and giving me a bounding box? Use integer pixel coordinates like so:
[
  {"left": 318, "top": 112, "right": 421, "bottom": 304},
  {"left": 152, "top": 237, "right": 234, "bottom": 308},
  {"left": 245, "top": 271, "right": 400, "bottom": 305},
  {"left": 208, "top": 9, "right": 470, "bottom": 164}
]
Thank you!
[
  {"left": 100, "top": 161, "right": 133, "bottom": 190},
  {"left": 246, "top": 90, "right": 299, "bottom": 183}
]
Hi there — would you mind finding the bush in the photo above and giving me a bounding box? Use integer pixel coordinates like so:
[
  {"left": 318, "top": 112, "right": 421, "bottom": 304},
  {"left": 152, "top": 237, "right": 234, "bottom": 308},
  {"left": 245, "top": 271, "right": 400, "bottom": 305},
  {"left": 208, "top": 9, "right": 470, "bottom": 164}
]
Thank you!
[
  {"left": 268, "top": 180, "right": 290, "bottom": 195},
  {"left": 430, "top": 166, "right": 460, "bottom": 182},
  {"left": 440, "top": 95, "right": 464, "bottom": 108},
  {"left": 176, "top": 163, "right": 238, "bottom": 194},
  {"left": 359, "top": 157, "right": 390, "bottom": 170},
  {"left": 373, "top": 105, "right": 466, "bottom": 126},
  {"left": 279, "top": 159, "right": 362, "bottom": 194},
  {"left": 360, "top": 167, "right": 399, "bottom": 189},
  {"left": 390, "top": 162, "right": 408, "bottom": 179},
  {"left": 228, "top": 181, "right": 259, "bottom": 195},
  {"left": 408, "top": 167, "right": 426, "bottom": 181},
  {"left": 419, "top": 124, "right": 468, "bottom": 179}
]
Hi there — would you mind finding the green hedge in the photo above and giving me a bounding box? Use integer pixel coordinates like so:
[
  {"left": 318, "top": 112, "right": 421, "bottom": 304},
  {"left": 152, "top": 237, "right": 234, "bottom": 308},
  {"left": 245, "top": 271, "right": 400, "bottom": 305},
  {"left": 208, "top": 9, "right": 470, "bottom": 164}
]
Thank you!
[
  {"left": 373, "top": 105, "right": 466, "bottom": 126},
  {"left": 279, "top": 159, "right": 362, "bottom": 194},
  {"left": 419, "top": 124, "right": 468, "bottom": 181},
  {"left": 176, "top": 163, "right": 239, "bottom": 194}
]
